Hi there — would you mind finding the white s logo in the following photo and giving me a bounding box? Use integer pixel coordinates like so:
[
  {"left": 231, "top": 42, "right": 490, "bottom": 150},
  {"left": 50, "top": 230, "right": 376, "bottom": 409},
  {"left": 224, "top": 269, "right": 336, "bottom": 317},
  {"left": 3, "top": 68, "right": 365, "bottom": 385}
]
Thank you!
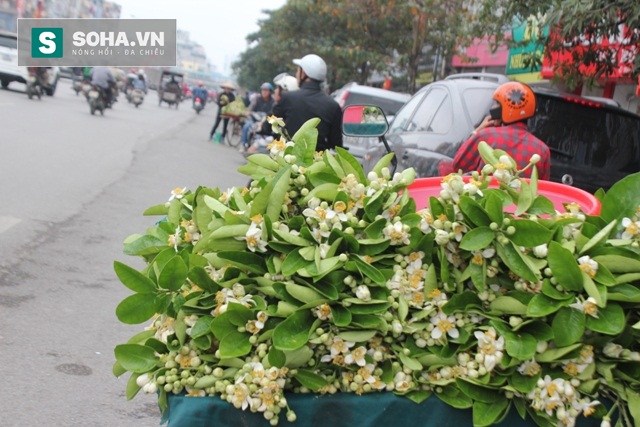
[{"left": 38, "top": 31, "right": 56, "bottom": 54}]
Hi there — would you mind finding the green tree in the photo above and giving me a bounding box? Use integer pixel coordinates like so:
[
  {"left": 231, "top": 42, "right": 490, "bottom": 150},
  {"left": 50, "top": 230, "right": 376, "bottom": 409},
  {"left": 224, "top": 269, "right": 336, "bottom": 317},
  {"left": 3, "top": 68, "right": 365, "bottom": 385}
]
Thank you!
[{"left": 471, "top": 0, "right": 640, "bottom": 89}]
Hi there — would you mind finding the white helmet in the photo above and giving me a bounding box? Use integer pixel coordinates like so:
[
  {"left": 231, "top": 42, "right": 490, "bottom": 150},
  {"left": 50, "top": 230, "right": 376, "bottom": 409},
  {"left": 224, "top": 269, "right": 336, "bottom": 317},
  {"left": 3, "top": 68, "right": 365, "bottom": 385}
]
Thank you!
[
  {"left": 273, "top": 73, "right": 299, "bottom": 91},
  {"left": 293, "top": 54, "right": 327, "bottom": 82}
]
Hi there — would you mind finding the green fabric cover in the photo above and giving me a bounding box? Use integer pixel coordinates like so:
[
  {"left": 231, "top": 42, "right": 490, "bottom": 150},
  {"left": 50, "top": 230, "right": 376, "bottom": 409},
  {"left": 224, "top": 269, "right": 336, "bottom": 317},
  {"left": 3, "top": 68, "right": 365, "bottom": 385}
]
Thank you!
[{"left": 162, "top": 392, "right": 604, "bottom": 427}]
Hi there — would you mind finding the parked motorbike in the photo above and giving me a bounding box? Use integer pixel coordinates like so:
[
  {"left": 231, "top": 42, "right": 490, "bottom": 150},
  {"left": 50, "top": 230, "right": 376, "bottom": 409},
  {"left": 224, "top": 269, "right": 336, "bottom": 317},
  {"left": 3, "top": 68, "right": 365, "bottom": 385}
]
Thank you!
[
  {"left": 130, "top": 88, "right": 144, "bottom": 108},
  {"left": 88, "top": 85, "right": 107, "bottom": 115},
  {"left": 193, "top": 97, "right": 204, "bottom": 114}
]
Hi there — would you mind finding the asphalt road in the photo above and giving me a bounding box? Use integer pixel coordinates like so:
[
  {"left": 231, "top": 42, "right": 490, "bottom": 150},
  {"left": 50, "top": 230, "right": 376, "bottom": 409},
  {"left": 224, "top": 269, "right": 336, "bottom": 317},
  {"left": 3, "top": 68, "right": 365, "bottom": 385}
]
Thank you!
[{"left": 0, "top": 79, "right": 248, "bottom": 426}]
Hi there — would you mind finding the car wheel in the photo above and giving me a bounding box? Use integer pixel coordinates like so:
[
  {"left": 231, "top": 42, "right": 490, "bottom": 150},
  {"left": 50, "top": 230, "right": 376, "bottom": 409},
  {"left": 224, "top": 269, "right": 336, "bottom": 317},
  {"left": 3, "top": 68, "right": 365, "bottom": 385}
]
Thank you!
[
  {"left": 44, "top": 77, "right": 58, "bottom": 96},
  {"left": 1, "top": 80, "right": 9, "bottom": 89}
]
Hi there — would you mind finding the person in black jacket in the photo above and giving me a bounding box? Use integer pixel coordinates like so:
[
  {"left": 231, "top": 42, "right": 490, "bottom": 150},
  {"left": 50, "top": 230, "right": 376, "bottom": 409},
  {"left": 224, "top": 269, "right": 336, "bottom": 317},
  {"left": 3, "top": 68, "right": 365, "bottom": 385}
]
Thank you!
[
  {"left": 209, "top": 82, "right": 236, "bottom": 141},
  {"left": 271, "top": 54, "right": 343, "bottom": 152}
]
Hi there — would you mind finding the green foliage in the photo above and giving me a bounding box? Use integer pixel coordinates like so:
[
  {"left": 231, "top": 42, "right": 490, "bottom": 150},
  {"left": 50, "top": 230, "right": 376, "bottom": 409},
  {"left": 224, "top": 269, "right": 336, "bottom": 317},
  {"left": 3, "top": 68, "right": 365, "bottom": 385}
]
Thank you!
[{"left": 114, "top": 118, "right": 640, "bottom": 427}]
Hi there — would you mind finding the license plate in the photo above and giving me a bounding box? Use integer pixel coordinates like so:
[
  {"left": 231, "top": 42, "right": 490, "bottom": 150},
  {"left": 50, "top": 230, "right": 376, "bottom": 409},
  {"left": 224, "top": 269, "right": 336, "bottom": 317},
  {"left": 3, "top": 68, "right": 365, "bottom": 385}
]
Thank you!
[
  {"left": 164, "top": 93, "right": 176, "bottom": 101},
  {"left": 27, "top": 76, "right": 36, "bottom": 83},
  {"left": 89, "top": 90, "right": 99, "bottom": 99}
]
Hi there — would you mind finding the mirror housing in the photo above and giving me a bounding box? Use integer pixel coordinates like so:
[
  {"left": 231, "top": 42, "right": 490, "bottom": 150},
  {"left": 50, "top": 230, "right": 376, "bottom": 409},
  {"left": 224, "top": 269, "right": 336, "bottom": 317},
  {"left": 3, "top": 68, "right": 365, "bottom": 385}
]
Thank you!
[{"left": 342, "top": 105, "right": 389, "bottom": 137}]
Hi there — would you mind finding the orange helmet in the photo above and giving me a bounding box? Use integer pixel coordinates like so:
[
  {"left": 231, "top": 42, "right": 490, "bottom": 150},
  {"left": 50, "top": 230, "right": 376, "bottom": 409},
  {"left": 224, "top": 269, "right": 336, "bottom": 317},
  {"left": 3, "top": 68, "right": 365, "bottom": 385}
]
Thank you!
[{"left": 492, "top": 82, "right": 536, "bottom": 124}]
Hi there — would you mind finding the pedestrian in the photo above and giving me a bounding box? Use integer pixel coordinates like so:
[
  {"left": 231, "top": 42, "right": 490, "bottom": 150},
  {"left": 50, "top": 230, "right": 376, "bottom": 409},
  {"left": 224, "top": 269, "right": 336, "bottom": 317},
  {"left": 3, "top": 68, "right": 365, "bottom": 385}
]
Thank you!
[
  {"left": 240, "top": 82, "right": 275, "bottom": 152},
  {"left": 271, "top": 54, "right": 343, "bottom": 151},
  {"left": 209, "top": 82, "right": 236, "bottom": 142},
  {"left": 452, "top": 81, "right": 551, "bottom": 180}
]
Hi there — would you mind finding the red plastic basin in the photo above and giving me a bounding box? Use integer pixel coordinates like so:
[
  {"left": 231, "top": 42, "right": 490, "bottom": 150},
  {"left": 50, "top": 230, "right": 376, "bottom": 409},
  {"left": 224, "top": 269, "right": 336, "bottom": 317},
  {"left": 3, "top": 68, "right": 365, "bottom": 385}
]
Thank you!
[{"left": 407, "top": 177, "right": 601, "bottom": 216}]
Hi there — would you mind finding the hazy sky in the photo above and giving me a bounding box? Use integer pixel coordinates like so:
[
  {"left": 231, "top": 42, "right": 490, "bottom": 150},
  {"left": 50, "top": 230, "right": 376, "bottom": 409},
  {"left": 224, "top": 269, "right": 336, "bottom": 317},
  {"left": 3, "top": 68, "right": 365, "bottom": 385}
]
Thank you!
[{"left": 116, "top": 0, "right": 286, "bottom": 75}]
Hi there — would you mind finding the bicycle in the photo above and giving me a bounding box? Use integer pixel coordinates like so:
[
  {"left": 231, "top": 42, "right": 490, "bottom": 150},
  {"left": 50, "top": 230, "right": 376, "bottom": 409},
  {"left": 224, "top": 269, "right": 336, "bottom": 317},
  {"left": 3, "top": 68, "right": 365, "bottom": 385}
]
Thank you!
[{"left": 221, "top": 114, "right": 244, "bottom": 147}]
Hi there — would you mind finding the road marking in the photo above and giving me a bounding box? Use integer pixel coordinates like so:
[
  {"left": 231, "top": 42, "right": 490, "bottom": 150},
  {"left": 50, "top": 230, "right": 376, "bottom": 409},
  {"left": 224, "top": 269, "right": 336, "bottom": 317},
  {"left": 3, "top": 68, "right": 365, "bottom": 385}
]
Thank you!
[
  {"left": 0, "top": 102, "right": 14, "bottom": 107},
  {"left": 0, "top": 216, "right": 21, "bottom": 234}
]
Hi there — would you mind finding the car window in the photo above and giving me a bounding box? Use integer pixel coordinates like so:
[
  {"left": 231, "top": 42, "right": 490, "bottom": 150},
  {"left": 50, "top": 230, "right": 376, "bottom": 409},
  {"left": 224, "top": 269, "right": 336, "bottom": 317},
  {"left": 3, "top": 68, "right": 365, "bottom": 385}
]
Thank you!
[
  {"left": 461, "top": 87, "right": 496, "bottom": 127},
  {"left": 342, "top": 92, "right": 407, "bottom": 116},
  {"left": 408, "top": 87, "right": 449, "bottom": 133},
  {"left": 389, "top": 91, "right": 426, "bottom": 134},
  {"left": 531, "top": 97, "right": 640, "bottom": 171},
  {"left": 0, "top": 35, "right": 18, "bottom": 50}
]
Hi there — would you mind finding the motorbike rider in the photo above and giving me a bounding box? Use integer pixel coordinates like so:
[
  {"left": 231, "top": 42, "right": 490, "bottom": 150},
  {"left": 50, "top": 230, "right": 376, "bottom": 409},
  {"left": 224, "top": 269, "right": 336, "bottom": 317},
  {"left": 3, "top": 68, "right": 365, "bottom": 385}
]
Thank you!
[
  {"left": 192, "top": 81, "right": 208, "bottom": 108},
  {"left": 240, "top": 82, "right": 275, "bottom": 152},
  {"left": 452, "top": 81, "right": 551, "bottom": 180},
  {"left": 132, "top": 71, "right": 147, "bottom": 92},
  {"left": 90, "top": 66, "right": 116, "bottom": 107},
  {"left": 271, "top": 54, "right": 343, "bottom": 151},
  {"left": 273, "top": 73, "right": 299, "bottom": 103},
  {"left": 27, "top": 66, "right": 50, "bottom": 89}
]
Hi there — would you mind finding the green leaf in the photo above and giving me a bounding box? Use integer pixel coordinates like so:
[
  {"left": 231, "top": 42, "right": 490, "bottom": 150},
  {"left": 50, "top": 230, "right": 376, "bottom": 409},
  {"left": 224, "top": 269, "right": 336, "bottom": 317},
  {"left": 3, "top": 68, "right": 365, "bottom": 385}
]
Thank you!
[
  {"left": 267, "top": 347, "right": 286, "bottom": 368},
  {"left": 473, "top": 399, "right": 509, "bottom": 427},
  {"left": 528, "top": 195, "right": 555, "bottom": 215},
  {"left": 330, "top": 305, "right": 352, "bottom": 326},
  {"left": 116, "top": 293, "right": 158, "bottom": 324},
  {"left": 352, "top": 255, "right": 386, "bottom": 284},
  {"left": 504, "top": 331, "right": 537, "bottom": 360},
  {"left": 514, "top": 179, "right": 534, "bottom": 216},
  {"left": 335, "top": 146, "right": 366, "bottom": 183},
  {"left": 435, "top": 386, "right": 473, "bottom": 409},
  {"left": 526, "top": 294, "right": 567, "bottom": 317},
  {"left": 272, "top": 309, "right": 315, "bottom": 351},
  {"left": 509, "top": 220, "right": 552, "bottom": 247},
  {"left": 627, "top": 389, "right": 640, "bottom": 427},
  {"left": 187, "top": 266, "right": 219, "bottom": 293},
  {"left": 114, "top": 344, "right": 158, "bottom": 373},
  {"left": 157, "top": 256, "right": 188, "bottom": 291},
  {"left": 459, "top": 226, "right": 495, "bottom": 251},
  {"left": 496, "top": 241, "right": 538, "bottom": 283},
  {"left": 282, "top": 249, "right": 310, "bottom": 277},
  {"left": 600, "top": 172, "right": 640, "bottom": 235},
  {"left": 459, "top": 196, "right": 491, "bottom": 227},
  {"left": 405, "top": 390, "right": 432, "bottom": 404},
  {"left": 547, "top": 241, "right": 583, "bottom": 291},
  {"left": 552, "top": 308, "right": 585, "bottom": 347},
  {"left": 455, "top": 379, "right": 501, "bottom": 403},
  {"left": 484, "top": 192, "right": 504, "bottom": 224},
  {"left": 126, "top": 373, "right": 142, "bottom": 400},
  {"left": 535, "top": 343, "right": 582, "bottom": 363},
  {"left": 608, "top": 284, "right": 640, "bottom": 303},
  {"left": 338, "top": 329, "right": 377, "bottom": 343},
  {"left": 579, "top": 220, "right": 618, "bottom": 254},
  {"left": 123, "top": 234, "right": 168, "bottom": 256},
  {"left": 114, "top": 261, "right": 156, "bottom": 293},
  {"left": 397, "top": 351, "right": 422, "bottom": 371},
  {"left": 582, "top": 272, "right": 605, "bottom": 307},
  {"left": 510, "top": 373, "right": 540, "bottom": 394},
  {"left": 285, "top": 283, "right": 326, "bottom": 305},
  {"left": 250, "top": 166, "right": 292, "bottom": 221},
  {"left": 216, "top": 251, "right": 267, "bottom": 275},
  {"left": 585, "top": 303, "right": 625, "bottom": 335},
  {"left": 489, "top": 296, "right": 528, "bottom": 315},
  {"left": 592, "top": 254, "right": 640, "bottom": 273},
  {"left": 294, "top": 369, "right": 328, "bottom": 392}
]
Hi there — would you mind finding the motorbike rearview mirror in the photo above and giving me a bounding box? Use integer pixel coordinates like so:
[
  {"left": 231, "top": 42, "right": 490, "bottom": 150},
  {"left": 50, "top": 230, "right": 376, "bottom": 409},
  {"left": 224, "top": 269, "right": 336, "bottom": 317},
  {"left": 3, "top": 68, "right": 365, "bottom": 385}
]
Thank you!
[
  {"left": 342, "top": 105, "right": 389, "bottom": 137},
  {"left": 341, "top": 105, "right": 396, "bottom": 175}
]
